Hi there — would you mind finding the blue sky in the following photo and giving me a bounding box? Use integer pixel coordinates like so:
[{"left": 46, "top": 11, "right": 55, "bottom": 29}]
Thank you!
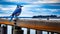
[{"left": 0, "top": 0, "right": 60, "bottom": 17}]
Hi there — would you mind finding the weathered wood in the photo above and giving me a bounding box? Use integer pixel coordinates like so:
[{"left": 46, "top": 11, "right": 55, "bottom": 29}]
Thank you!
[
  {"left": 0, "top": 19, "right": 60, "bottom": 33},
  {"left": 36, "top": 30, "right": 42, "bottom": 34},
  {"left": 0, "top": 19, "right": 14, "bottom": 25},
  {"left": 17, "top": 19, "right": 60, "bottom": 33}
]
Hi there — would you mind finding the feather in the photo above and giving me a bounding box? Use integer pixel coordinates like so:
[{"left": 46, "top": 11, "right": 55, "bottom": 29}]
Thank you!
[{"left": 10, "top": 5, "right": 22, "bottom": 21}]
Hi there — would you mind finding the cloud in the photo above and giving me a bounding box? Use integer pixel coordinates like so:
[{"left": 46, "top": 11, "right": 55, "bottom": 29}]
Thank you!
[
  {"left": 19, "top": 7, "right": 34, "bottom": 17},
  {"left": 28, "top": 7, "right": 60, "bottom": 16},
  {"left": 0, "top": 0, "right": 60, "bottom": 5},
  {"left": 1, "top": 0, "right": 60, "bottom": 5},
  {"left": 3, "top": 0, "right": 35, "bottom": 2},
  {"left": 1, "top": 7, "right": 16, "bottom": 11},
  {"left": 3, "top": 0, "right": 60, "bottom": 3},
  {"left": 0, "top": 5, "right": 17, "bottom": 16},
  {"left": 22, "top": 4, "right": 60, "bottom": 16},
  {"left": 0, "top": 14, "right": 10, "bottom": 16},
  {"left": 0, "top": 5, "right": 35, "bottom": 17},
  {"left": 32, "top": 0, "right": 60, "bottom": 4}
]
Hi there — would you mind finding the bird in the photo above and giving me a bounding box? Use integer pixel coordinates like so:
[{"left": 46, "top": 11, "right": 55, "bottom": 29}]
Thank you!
[{"left": 10, "top": 5, "right": 23, "bottom": 21}]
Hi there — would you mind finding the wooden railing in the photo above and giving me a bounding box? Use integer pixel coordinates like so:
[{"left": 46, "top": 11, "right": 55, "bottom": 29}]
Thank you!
[{"left": 0, "top": 18, "right": 60, "bottom": 33}]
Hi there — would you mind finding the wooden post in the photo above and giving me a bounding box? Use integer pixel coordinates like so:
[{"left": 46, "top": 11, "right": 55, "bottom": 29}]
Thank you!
[
  {"left": 36, "top": 30, "right": 42, "bottom": 34},
  {"left": 13, "top": 19, "right": 23, "bottom": 34},
  {"left": 0, "top": 24, "right": 1, "bottom": 27},
  {"left": 2, "top": 25, "right": 7, "bottom": 34},
  {"left": 14, "top": 26, "right": 23, "bottom": 34},
  {"left": 57, "top": 33, "right": 60, "bottom": 34},
  {"left": 27, "top": 29, "right": 30, "bottom": 34},
  {"left": 47, "top": 31, "right": 49, "bottom": 34},
  {"left": 51, "top": 32, "right": 54, "bottom": 34},
  {"left": 12, "top": 26, "right": 14, "bottom": 34}
]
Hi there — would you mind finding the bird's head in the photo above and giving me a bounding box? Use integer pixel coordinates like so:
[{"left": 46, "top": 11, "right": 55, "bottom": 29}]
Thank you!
[{"left": 17, "top": 5, "right": 23, "bottom": 8}]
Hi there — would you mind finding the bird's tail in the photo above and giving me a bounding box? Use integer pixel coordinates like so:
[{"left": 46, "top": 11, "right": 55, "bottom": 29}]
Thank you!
[{"left": 10, "top": 16, "right": 14, "bottom": 21}]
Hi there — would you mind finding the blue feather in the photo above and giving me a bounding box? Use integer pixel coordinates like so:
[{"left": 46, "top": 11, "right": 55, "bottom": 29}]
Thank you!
[
  {"left": 10, "top": 15, "right": 14, "bottom": 21},
  {"left": 10, "top": 5, "right": 22, "bottom": 21}
]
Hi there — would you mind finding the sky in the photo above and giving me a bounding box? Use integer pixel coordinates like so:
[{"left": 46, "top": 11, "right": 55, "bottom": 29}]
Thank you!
[{"left": 0, "top": 0, "right": 60, "bottom": 17}]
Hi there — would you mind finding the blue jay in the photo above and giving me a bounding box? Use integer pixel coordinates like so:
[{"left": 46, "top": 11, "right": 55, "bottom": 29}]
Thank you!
[{"left": 10, "top": 5, "right": 23, "bottom": 21}]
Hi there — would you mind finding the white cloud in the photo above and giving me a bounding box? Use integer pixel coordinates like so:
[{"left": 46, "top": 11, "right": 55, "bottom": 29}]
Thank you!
[
  {"left": 0, "top": 14, "right": 10, "bottom": 16},
  {"left": 34, "top": 8, "right": 60, "bottom": 12},
  {"left": 20, "top": 9, "right": 34, "bottom": 17},
  {"left": 29, "top": 8, "right": 60, "bottom": 16},
  {"left": 20, "top": 13, "right": 34, "bottom": 17},
  {"left": 0, "top": 5, "right": 17, "bottom": 14},
  {"left": 0, "top": 5, "right": 34, "bottom": 17},
  {"left": 4, "top": 0, "right": 20, "bottom": 2},
  {"left": 3, "top": 0, "right": 60, "bottom": 5},
  {"left": 4, "top": 0, "right": 33, "bottom": 3},
  {"left": 1, "top": 7, "right": 16, "bottom": 11},
  {"left": 0, "top": 5, "right": 17, "bottom": 16},
  {"left": 0, "top": 5, "right": 16, "bottom": 11},
  {"left": 30, "top": 0, "right": 60, "bottom": 5},
  {"left": 4, "top": 0, "right": 60, "bottom": 3},
  {"left": 22, "top": 5, "right": 60, "bottom": 16},
  {"left": 50, "top": 9, "right": 60, "bottom": 12}
]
